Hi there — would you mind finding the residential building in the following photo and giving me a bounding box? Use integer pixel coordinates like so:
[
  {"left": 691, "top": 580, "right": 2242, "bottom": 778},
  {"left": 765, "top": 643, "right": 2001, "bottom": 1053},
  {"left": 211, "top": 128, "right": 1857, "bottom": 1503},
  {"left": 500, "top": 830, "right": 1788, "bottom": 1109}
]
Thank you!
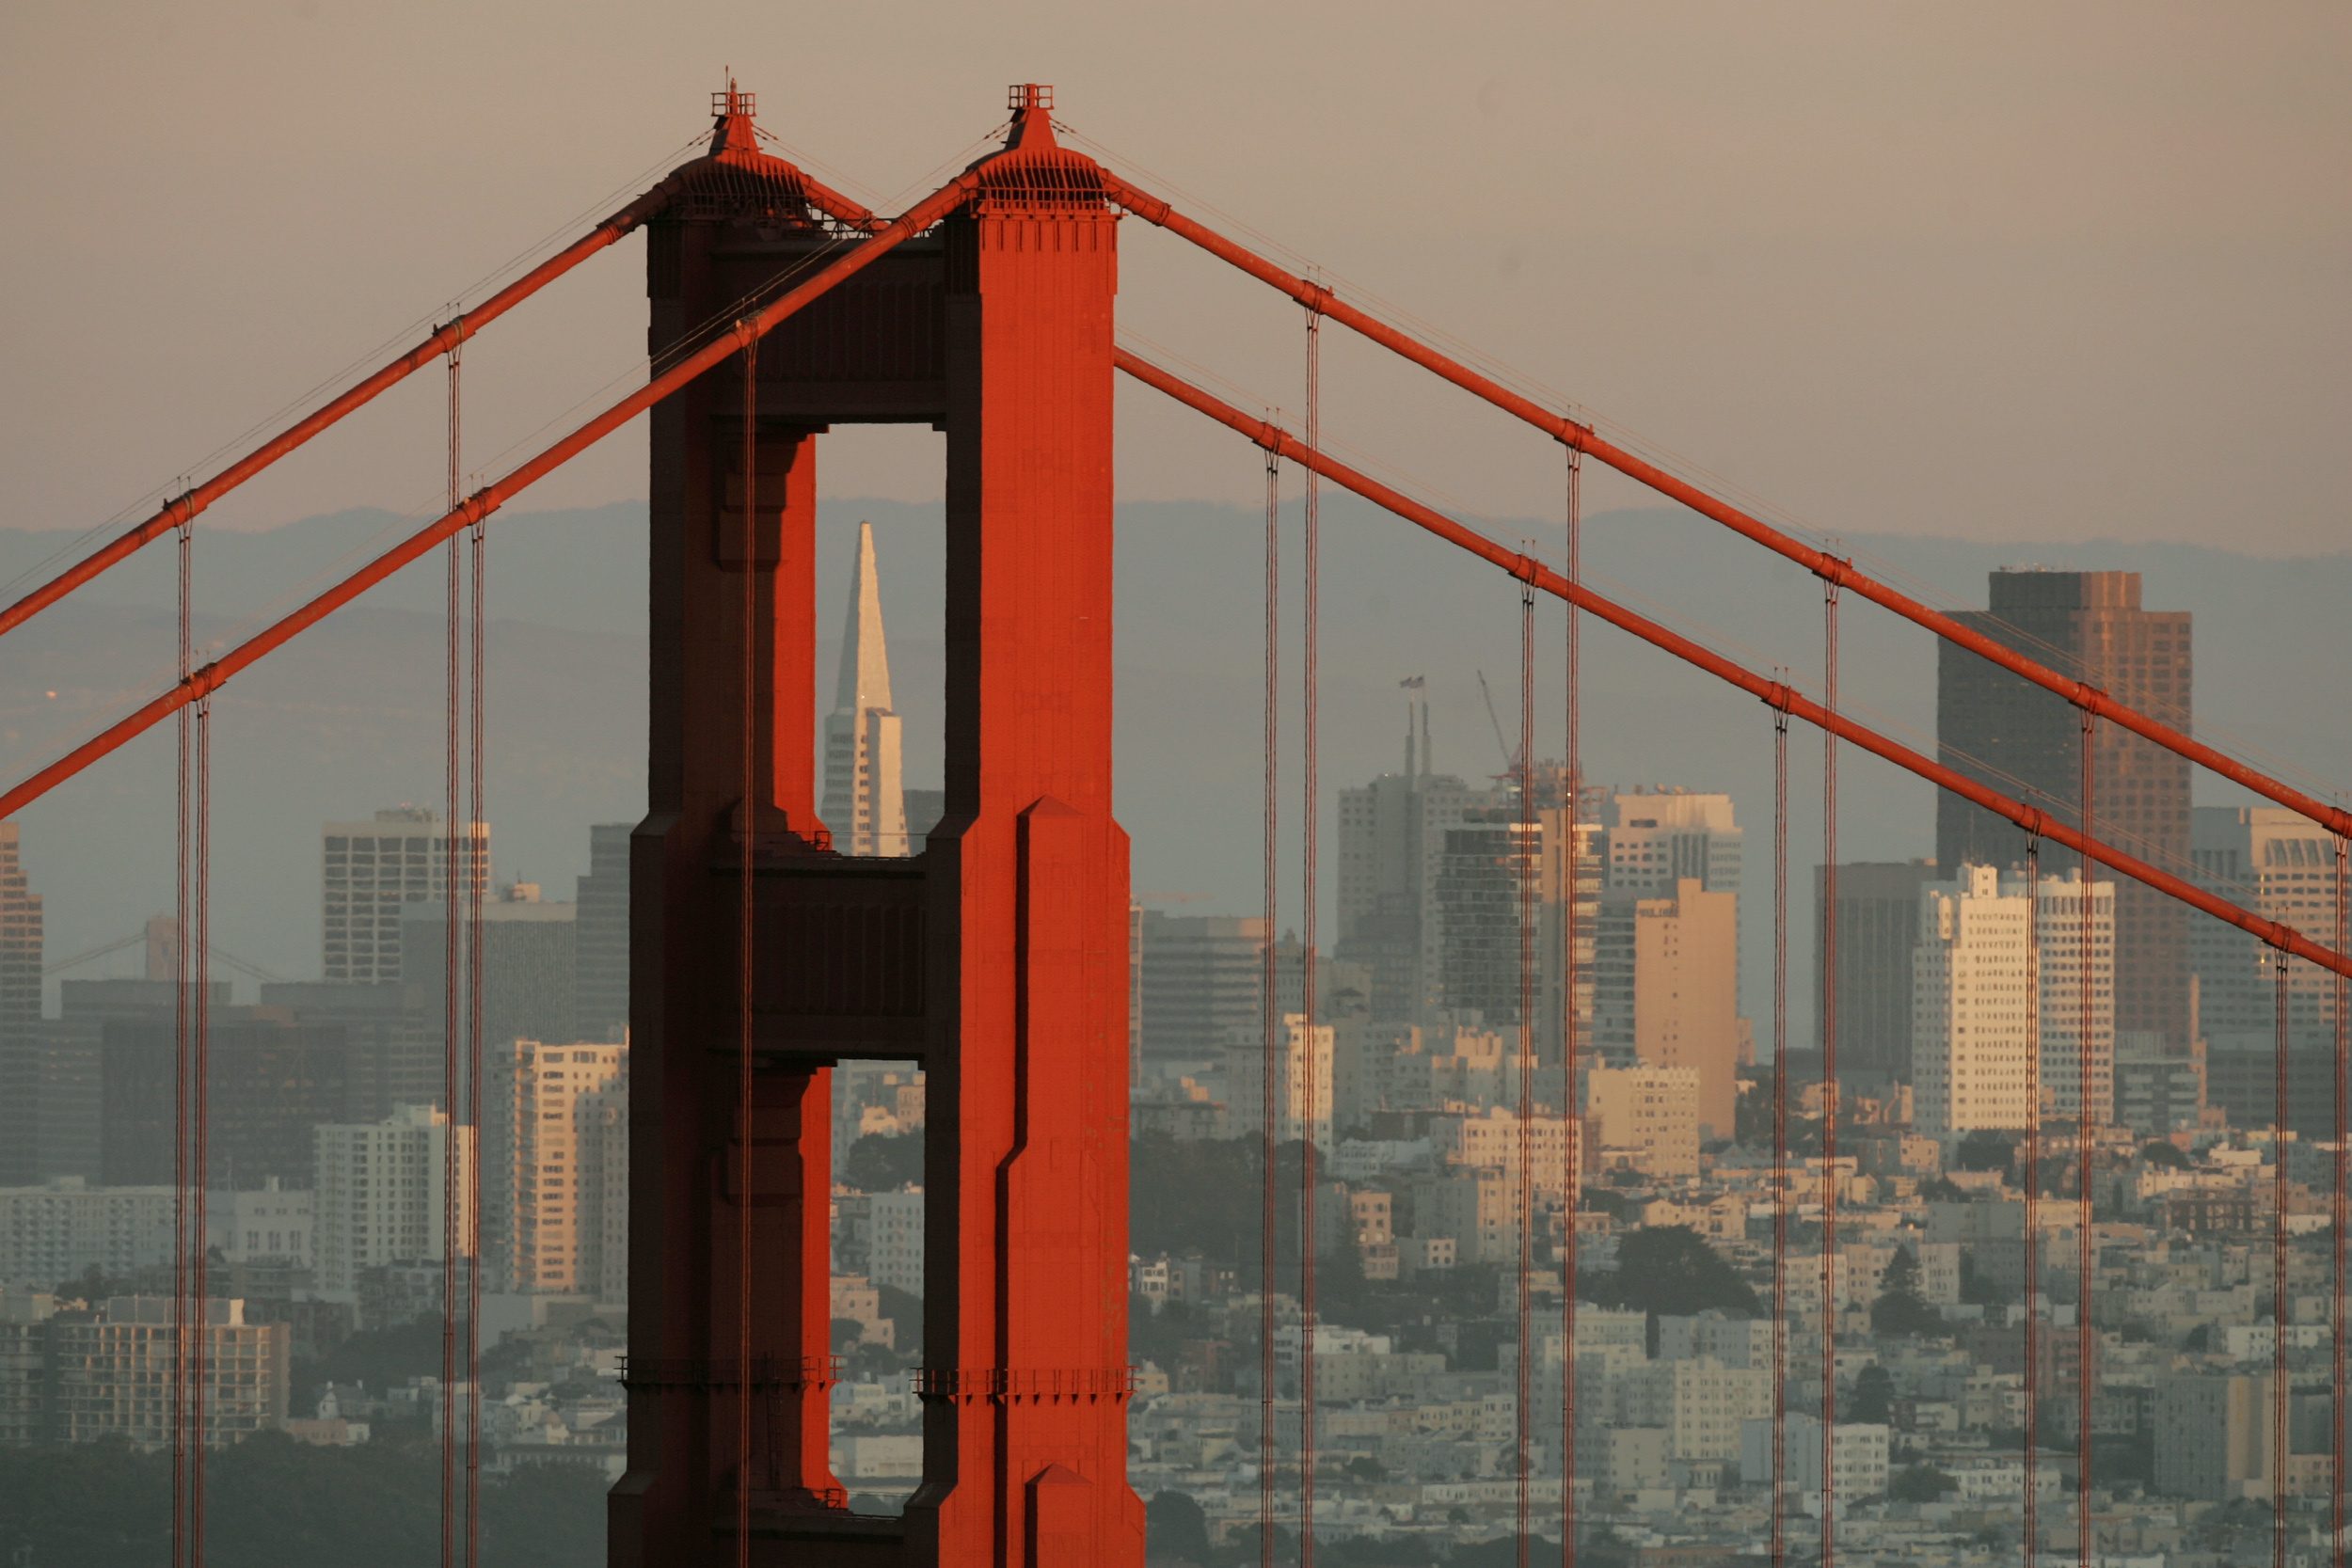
[
  {"left": 1592, "top": 879, "right": 1740, "bottom": 1140},
  {"left": 1815, "top": 860, "right": 1940, "bottom": 1083},
  {"left": 1427, "top": 1105, "right": 1577, "bottom": 1196},
  {"left": 506, "top": 1041, "right": 626, "bottom": 1295},
  {"left": 1582, "top": 1064, "right": 1700, "bottom": 1179},
  {"left": 312, "top": 1104, "right": 474, "bottom": 1294},
  {"left": 1912, "top": 863, "right": 2115, "bottom": 1137},
  {"left": 1937, "top": 569, "right": 2189, "bottom": 1054},
  {"left": 206, "top": 1177, "right": 313, "bottom": 1270},
  {"left": 1411, "top": 1168, "right": 1528, "bottom": 1268},
  {"left": 1613, "top": 1356, "right": 1772, "bottom": 1461},
  {"left": 866, "top": 1189, "right": 924, "bottom": 1299},
  {"left": 0, "top": 1179, "right": 172, "bottom": 1287},
  {"left": 2, "top": 1295, "right": 288, "bottom": 1448},
  {"left": 321, "top": 807, "right": 487, "bottom": 984},
  {"left": 2154, "top": 1374, "right": 2277, "bottom": 1501},
  {"left": 1657, "top": 1310, "right": 1774, "bottom": 1370},
  {"left": 1739, "top": 1413, "right": 1890, "bottom": 1498},
  {"left": 819, "top": 521, "right": 910, "bottom": 857},
  {"left": 574, "top": 822, "right": 631, "bottom": 1043},
  {"left": 1225, "top": 1013, "right": 1335, "bottom": 1153}
]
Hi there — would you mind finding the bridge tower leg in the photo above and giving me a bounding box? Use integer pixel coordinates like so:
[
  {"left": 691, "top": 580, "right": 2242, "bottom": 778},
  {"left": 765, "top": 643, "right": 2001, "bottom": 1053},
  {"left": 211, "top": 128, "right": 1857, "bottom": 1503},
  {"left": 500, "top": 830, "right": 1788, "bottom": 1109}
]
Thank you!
[{"left": 613, "top": 85, "right": 1142, "bottom": 1568}]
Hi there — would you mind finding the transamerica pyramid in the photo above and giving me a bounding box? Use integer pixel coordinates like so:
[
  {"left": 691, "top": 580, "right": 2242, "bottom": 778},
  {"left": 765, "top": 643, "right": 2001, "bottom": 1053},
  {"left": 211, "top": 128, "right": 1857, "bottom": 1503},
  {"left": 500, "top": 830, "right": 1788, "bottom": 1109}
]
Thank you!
[{"left": 821, "top": 521, "right": 910, "bottom": 856}]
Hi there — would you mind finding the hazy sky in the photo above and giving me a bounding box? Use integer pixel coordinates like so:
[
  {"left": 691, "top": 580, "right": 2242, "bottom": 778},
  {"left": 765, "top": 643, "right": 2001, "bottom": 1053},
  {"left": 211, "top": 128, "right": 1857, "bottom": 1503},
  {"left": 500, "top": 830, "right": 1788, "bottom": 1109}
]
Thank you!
[{"left": 3, "top": 1, "right": 2345, "bottom": 554}]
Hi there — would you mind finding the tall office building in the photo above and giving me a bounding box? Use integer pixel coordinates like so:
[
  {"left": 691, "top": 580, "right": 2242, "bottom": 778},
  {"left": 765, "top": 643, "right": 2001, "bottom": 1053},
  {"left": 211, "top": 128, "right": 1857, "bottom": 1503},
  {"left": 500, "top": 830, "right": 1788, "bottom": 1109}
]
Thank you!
[
  {"left": 1335, "top": 689, "right": 1486, "bottom": 1024},
  {"left": 1590, "top": 879, "right": 1740, "bottom": 1141},
  {"left": 1136, "top": 912, "right": 1267, "bottom": 1067},
  {"left": 1937, "top": 570, "right": 2189, "bottom": 1054},
  {"left": 575, "top": 823, "right": 631, "bottom": 1043},
  {"left": 2190, "top": 806, "right": 2344, "bottom": 1137},
  {"left": 506, "top": 1040, "right": 628, "bottom": 1295},
  {"left": 102, "top": 1003, "right": 349, "bottom": 1188},
  {"left": 312, "top": 1103, "right": 474, "bottom": 1293},
  {"left": 1815, "top": 861, "right": 1942, "bottom": 1083},
  {"left": 1599, "top": 786, "right": 1742, "bottom": 898},
  {"left": 399, "top": 883, "right": 579, "bottom": 1057},
  {"left": 821, "top": 521, "right": 910, "bottom": 858},
  {"left": 1912, "top": 863, "right": 2115, "bottom": 1137},
  {"left": 0, "top": 823, "right": 39, "bottom": 1054},
  {"left": 321, "top": 808, "right": 488, "bottom": 984}
]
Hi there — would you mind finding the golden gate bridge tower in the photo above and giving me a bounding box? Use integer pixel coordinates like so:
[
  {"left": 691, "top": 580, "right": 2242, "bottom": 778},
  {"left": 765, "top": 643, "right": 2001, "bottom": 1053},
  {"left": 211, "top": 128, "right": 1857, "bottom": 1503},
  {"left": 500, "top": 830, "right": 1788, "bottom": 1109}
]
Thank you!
[{"left": 612, "top": 84, "right": 1140, "bottom": 1565}]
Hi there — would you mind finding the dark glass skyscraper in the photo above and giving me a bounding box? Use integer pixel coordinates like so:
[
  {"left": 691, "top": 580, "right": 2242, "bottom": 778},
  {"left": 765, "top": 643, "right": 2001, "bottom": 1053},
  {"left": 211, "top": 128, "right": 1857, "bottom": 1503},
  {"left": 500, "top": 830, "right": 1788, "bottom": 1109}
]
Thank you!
[{"left": 1936, "top": 570, "right": 2191, "bottom": 1055}]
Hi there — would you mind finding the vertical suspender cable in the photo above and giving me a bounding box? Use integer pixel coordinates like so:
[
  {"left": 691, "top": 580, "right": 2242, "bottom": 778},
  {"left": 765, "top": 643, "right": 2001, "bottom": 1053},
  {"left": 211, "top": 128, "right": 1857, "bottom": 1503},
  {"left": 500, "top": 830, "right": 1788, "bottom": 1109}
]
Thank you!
[
  {"left": 2335, "top": 829, "right": 2349, "bottom": 1568},
  {"left": 172, "top": 513, "right": 193, "bottom": 1568},
  {"left": 2077, "top": 713, "right": 2097, "bottom": 1563},
  {"left": 465, "top": 357, "right": 486, "bottom": 1568},
  {"left": 1820, "top": 582, "right": 1840, "bottom": 1568},
  {"left": 440, "top": 328, "right": 464, "bottom": 1568},
  {"left": 2025, "top": 842, "right": 2043, "bottom": 1560},
  {"left": 1299, "top": 304, "right": 1324, "bottom": 1568},
  {"left": 1770, "top": 700, "right": 1791, "bottom": 1567},
  {"left": 1515, "top": 578, "right": 1535, "bottom": 1567},
  {"left": 736, "top": 324, "right": 759, "bottom": 1568},
  {"left": 1259, "top": 447, "right": 1279, "bottom": 1568},
  {"left": 190, "top": 682, "right": 212, "bottom": 1563},
  {"left": 1560, "top": 448, "right": 1583, "bottom": 1562},
  {"left": 2278, "top": 950, "right": 2293, "bottom": 1568}
]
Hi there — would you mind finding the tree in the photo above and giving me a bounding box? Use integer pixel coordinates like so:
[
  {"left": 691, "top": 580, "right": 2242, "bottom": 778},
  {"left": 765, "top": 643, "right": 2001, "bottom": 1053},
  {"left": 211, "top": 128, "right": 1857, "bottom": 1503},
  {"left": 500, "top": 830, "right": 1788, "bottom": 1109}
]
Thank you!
[
  {"left": 2140, "top": 1140, "right": 2192, "bottom": 1170},
  {"left": 1145, "top": 1489, "right": 1211, "bottom": 1564},
  {"left": 1869, "top": 1244, "right": 1944, "bottom": 1337},
  {"left": 1849, "top": 1363, "right": 1894, "bottom": 1424},
  {"left": 842, "top": 1131, "right": 923, "bottom": 1193},
  {"left": 1889, "top": 1464, "right": 1958, "bottom": 1503},
  {"left": 1343, "top": 1455, "right": 1388, "bottom": 1484},
  {"left": 1588, "top": 1226, "right": 1760, "bottom": 1343}
]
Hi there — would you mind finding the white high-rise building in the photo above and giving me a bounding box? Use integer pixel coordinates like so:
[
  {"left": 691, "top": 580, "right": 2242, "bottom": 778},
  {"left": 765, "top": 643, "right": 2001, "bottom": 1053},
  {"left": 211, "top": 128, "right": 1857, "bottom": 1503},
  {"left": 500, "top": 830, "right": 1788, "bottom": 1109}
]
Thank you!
[
  {"left": 312, "top": 1104, "right": 475, "bottom": 1293},
  {"left": 821, "top": 522, "right": 910, "bottom": 858},
  {"left": 507, "top": 1039, "right": 628, "bottom": 1297},
  {"left": 1224, "top": 1014, "right": 1336, "bottom": 1153},
  {"left": 1913, "top": 863, "right": 2115, "bottom": 1137},
  {"left": 321, "top": 808, "right": 487, "bottom": 984}
]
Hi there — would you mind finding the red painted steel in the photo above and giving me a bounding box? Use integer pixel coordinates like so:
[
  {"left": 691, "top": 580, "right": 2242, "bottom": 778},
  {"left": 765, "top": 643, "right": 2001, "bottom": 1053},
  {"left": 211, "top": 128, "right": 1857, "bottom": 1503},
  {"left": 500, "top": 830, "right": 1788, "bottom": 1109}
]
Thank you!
[
  {"left": 1100, "top": 177, "right": 2352, "bottom": 844},
  {"left": 1114, "top": 348, "right": 2352, "bottom": 982},
  {"left": 0, "top": 175, "right": 975, "bottom": 825}
]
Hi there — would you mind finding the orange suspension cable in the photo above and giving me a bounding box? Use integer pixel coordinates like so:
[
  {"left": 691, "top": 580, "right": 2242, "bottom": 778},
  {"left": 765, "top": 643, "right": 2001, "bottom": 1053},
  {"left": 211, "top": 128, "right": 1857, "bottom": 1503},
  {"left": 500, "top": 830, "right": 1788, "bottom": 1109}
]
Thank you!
[
  {"left": 440, "top": 325, "right": 464, "bottom": 1568},
  {"left": 1515, "top": 578, "right": 1535, "bottom": 1568},
  {"left": 1298, "top": 304, "right": 1323, "bottom": 1568},
  {"left": 172, "top": 515, "right": 192, "bottom": 1568},
  {"left": 2336, "top": 830, "right": 2349, "bottom": 1567},
  {"left": 1770, "top": 702, "right": 1790, "bottom": 1566},
  {"left": 1820, "top": 581, "right": 1840, "bottom": 1568},
  {"left": 2077, "top": 712, "right": 2097, "bottom": 1565},
  {"left": 1560, "top": 449, "right": 1583, "bottom": 1564},
  {"left": 736, "top": 321, "right": 759, "bottom": 1568},
  {"left": 1111, "top": 350, "right": 2352, "bottom": 981},
  {"left": 2025, "top": 840, "right": 2043, "bottom": 1562},
  {"left": 1259, "top": 446, "right": 1280, "bottom": 1568},
  {"left": 189, "top": 692, "right": 212, "bottom": 1567},
  {"left": 465, "top": 381, "right": 487, "bottom": 1568}
]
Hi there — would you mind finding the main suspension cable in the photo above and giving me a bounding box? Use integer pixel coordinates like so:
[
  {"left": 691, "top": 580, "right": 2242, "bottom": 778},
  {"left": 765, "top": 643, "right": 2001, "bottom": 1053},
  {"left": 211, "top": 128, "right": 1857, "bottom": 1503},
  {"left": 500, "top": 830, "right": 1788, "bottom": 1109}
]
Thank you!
[{"left": 1259, "top": 445, "right": 1280, "bottom": 1568}]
